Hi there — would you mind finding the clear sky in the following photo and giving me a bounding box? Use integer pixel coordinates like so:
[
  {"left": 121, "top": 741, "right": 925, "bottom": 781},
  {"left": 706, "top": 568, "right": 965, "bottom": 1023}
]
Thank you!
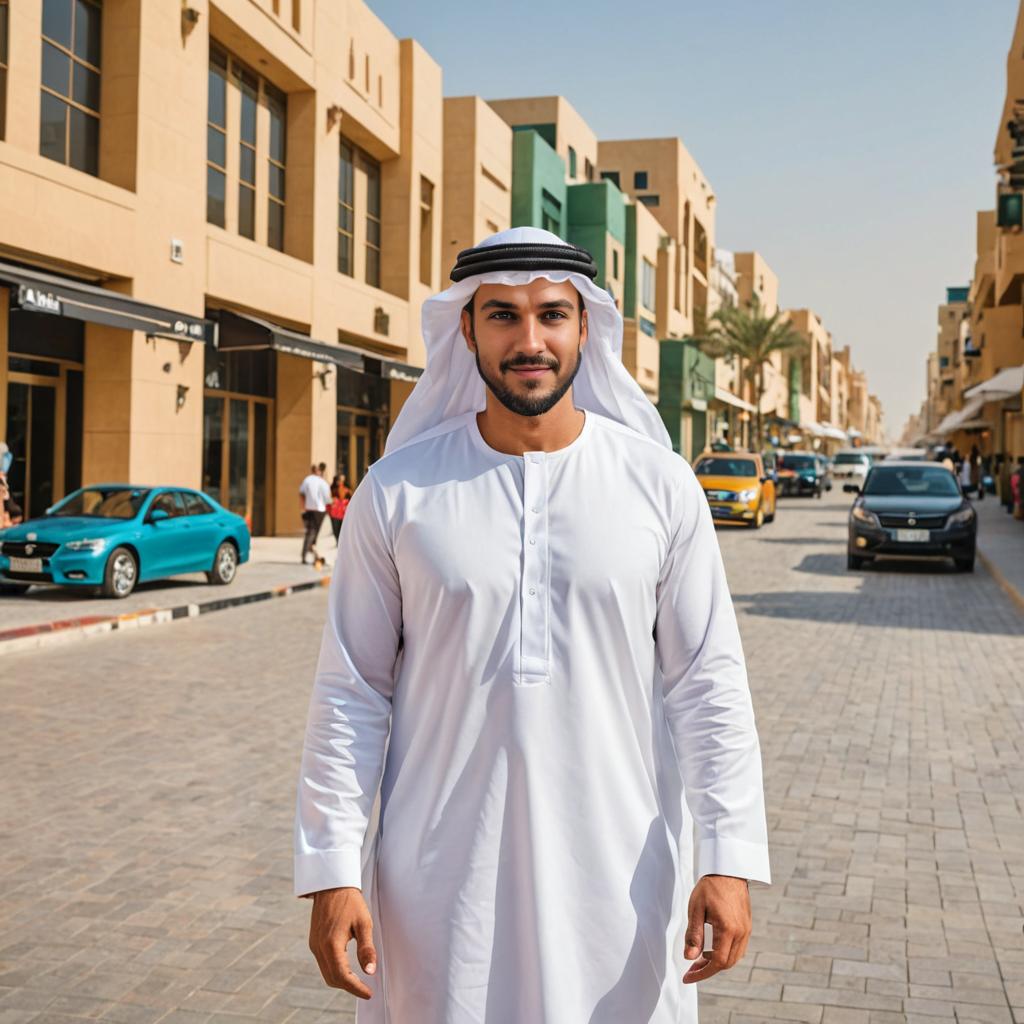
[{"left": 368, "top": 0, "right": 1018, "bottom": 438}]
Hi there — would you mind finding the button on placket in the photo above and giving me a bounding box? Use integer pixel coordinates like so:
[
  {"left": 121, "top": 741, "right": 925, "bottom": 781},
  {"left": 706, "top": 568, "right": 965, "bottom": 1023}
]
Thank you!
[{"left": 519, "top": 453, "right": 550, "bottom": 684}]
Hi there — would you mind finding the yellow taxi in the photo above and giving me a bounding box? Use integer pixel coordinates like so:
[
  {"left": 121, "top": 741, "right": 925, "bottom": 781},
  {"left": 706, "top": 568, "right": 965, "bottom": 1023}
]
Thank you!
[{"left": 692, "top": 452, "right": 777, "bottom": 529}]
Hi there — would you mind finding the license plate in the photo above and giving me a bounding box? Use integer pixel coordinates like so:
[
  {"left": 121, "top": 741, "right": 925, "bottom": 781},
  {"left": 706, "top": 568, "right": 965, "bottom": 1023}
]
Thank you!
[
  {"left": 710, "top": 506, "right": 731, "bottom": 517},
  {"left": 9, "top": 556, "right": 42, "bottom": 573},
  {"left": 895, "top": 529, "right": 929, "bottom": 543}
]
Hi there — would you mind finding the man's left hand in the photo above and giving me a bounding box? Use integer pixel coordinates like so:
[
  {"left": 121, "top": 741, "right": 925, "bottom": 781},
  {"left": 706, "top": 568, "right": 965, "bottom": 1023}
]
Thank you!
[{"left": 681, "top": 874, "right": 751, "bottom": 985}]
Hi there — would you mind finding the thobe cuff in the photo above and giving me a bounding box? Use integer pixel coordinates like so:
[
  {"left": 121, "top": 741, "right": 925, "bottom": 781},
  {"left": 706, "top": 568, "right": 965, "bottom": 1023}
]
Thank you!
[
  {"left": 697, "top": 836, "right": 771, "bottom": 885},
  {"left": 294, "top": 845, "right": 364, "bottom": 897}
]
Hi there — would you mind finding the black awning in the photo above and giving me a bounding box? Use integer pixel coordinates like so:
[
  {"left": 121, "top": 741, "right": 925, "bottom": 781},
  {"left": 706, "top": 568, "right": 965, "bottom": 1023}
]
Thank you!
[
  {"left": 214, "top": 309, "right": 365, "bottom": 371},
  {"left": 0, "top": 261, "right": 214, "bottom": 343}
]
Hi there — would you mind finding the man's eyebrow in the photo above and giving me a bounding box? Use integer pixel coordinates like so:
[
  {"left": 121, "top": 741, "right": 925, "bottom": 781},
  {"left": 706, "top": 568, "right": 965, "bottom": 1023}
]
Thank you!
[
  {"left": 479, "top": 299, "right": 519, "bottom": 311},
  {"left": 537, "top": 299, "right": 575, "bottom": 310}
]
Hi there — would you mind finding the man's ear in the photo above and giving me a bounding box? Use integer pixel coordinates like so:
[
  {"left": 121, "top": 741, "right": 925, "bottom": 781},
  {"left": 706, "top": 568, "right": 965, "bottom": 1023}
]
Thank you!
[
  {"left": 579, "top": 308, "right": 589, "bottom": 350},
  {"left": 460, "top": 309, "right": 476, "bottom": 352}
]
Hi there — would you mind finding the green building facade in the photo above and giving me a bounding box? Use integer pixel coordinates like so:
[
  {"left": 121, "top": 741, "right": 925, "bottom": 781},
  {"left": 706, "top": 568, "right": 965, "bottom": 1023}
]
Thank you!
[
  {"left": 658, "top": 339, "right": 715, "bottom": 460},
  {"left": 511, "top": 128, "right": 568, "bottom": 236},
  {"left": 566, "top": 180, "right": 625, "bottom": 291}
]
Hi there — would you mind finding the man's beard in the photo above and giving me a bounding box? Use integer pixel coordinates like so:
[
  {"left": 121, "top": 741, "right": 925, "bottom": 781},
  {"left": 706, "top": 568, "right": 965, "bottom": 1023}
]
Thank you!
[{"left": 474, "top": 346, "right": 583, "bottom": 418}]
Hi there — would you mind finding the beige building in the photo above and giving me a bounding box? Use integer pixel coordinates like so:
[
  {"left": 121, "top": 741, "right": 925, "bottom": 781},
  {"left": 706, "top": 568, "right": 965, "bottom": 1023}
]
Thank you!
[
  {"left": 441, "top": 96, "right": 512, "bottom": 272},
  {"left": 1, "top": 0, "right": 441, "bottom": 532},
  {"left": 596, "top": 136, "right": 715, "bottom": 340}
]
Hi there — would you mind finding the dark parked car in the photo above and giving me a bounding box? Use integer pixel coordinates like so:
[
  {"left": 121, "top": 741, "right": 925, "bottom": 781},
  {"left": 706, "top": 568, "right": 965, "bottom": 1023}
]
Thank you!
[
  {"left": 776, "top": 451, "right": 823, "bottom": 497},
  {"left": 845, "top": 461, "right": 976, "bottom": 572}
]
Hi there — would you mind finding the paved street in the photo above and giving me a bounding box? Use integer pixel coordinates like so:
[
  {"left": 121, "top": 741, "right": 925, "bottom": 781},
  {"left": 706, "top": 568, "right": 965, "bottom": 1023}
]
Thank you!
[{"left": 1, "top": 491, "right": 1022, "bottom": 1023}]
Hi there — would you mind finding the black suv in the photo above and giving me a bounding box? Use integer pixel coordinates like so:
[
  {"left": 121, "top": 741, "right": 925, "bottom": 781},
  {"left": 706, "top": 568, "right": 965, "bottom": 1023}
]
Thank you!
[{"left": 845, "top": 461, "right": 976, "bottom": 571}]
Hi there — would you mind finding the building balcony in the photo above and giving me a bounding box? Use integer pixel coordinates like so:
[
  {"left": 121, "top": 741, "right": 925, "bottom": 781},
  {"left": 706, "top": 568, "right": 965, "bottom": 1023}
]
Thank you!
[{"left": 995, "top": 228, "right": 1024, "bottom": 304}]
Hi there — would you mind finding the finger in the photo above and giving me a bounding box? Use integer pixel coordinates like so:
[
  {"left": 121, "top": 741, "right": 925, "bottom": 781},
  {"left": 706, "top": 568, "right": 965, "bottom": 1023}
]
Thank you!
[
  {"left": 325, "top": 939, "right": 373, "bottom": 999},
  {"left": 682, "top": 953, "right": 725, "bottom": 984},
  {"left": 727, "top": 930, "right": 751, "bottom": 969},
  {"left": 354, "top": 914, "right": 378, "bottom": 976},
  {"left": 683, "top": 892, "right": 706, "bottom": 960}
]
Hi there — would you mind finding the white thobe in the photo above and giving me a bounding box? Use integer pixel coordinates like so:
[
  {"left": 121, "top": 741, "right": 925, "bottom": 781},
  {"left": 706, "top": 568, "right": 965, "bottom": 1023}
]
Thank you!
[{"left": 295, "top": 409, "right": 770, "bottom": 1024}]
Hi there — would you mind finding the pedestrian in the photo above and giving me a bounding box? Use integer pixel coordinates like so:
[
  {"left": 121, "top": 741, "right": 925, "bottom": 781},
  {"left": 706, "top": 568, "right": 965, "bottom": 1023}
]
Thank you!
[
  {"left": 328, "top": 472, "right": 350, "bottom": 546},
  {"left": 298, "top": 462, "right": 331, "bottom": 568},
  {"left": 968, "top": 444, "right": 984, "bottom": 501},
  {"left": 1013, "top": 456, "right": 1024, "bottom": 520},
  {"left": 294, "top": 228, "right": 770, "bottom": 1023}
]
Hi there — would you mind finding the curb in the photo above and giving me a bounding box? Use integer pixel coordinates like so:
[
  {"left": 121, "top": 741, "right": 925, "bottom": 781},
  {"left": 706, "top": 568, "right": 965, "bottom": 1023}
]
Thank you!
[
  {"left": 0, "top": 575, "right": 332, "bottom": 655},
  {"left": 977, "top": 546, "right": 1024, "bottom": 616}
]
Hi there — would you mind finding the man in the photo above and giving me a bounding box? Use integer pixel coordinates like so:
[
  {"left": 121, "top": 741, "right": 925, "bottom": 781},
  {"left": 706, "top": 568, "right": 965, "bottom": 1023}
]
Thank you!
[
  {"left": 298, "top": 462, "right": 331, "bottom": 567},
  {"left": 295, "top": 228, "right": 771, "bottom": 1023}
]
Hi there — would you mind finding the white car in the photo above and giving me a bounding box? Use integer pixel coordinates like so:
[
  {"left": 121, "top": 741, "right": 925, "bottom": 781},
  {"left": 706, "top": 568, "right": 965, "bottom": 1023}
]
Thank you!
[{"left": 831, "top": 450, "right": 872, "bottom": 484}]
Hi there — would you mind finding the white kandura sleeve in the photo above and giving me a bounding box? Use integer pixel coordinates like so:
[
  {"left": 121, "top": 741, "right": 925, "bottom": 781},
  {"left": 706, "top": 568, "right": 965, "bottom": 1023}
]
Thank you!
[
  {"left": 655, "top": 464, "right": 771, "bottom": 885},
  {"left": 293, "top": 472, "right": 402, "bottom": 896}
]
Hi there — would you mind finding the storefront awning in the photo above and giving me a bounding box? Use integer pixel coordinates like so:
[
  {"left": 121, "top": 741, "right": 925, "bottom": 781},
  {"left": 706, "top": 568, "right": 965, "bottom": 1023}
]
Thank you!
[
  {"left": 0, "top": 260, "right": 214, "bottom": 343},
  {"left": 215, "top": 309, "right": 365, "bottom": 370},
  {"left": 933, "top": 397, "right": 986, "bottom": 435},
  {"left": 819, "top": 422, "right": 849, "bottom": 441},
  {"left": 712, "top": 386, "right": 756, "bottom": 413},
  {"left": 963, "top": 364, "right": 1024, "bottom": 401},
  {"left": 214, "top": 310, "right": 424, "bottom": 381}
]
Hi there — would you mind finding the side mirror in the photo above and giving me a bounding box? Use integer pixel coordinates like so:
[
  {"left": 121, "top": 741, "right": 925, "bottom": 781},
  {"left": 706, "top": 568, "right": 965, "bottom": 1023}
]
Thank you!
[
  {"left": 843, "top": 483, "right": 860, "bottom": 494},
  {"left": 149, "top": 508, "right": 170, "bottom": 523}
]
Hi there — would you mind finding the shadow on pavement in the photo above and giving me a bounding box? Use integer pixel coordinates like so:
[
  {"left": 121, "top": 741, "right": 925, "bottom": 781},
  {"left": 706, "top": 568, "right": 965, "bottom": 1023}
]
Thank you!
[
  {"left": 759, "top": 537, "right": 845, "bottom": 546},
  {"left": 733, "top": 568, "right": 1019, "bottom": 635}
]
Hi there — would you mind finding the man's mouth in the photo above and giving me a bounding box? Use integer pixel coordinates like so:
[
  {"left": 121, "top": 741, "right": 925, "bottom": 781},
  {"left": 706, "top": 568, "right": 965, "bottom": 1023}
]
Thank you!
[{"left": 508, "top": 365, "right": 554, "bottom": 378}]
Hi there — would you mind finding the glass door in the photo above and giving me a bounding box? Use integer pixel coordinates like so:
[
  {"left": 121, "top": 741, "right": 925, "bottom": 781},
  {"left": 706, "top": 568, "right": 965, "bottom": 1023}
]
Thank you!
[
  {"left": 6, "top": 376, "right": 58, "bottom": 520},
  {"left": 337, "top": 407, "right": 385, "bottom": 487},
  {"left": 201, "top": 392, "right": 273, "bottom": 533}
]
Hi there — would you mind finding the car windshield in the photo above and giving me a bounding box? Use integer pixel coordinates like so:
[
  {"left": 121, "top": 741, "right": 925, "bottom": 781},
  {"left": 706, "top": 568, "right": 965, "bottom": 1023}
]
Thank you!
[
  {"left": 863, "top": 467, "right": 960, "bottom": 497},
  {"left": 834, "top": 453, "right": 868, "bottom": 465},
  {"left": 50, "top": 488, "right": 150, "bottom": 519},
  {"left": 780, "top": 455, "right": 816, "bottom": 470},
  {"left": 695, "top": 458, "right": 757, "bottom": 477}
]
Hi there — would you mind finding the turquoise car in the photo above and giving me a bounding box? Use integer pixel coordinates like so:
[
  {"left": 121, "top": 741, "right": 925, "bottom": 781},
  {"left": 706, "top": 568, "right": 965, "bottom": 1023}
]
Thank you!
[{"left": 0, "top": 484, "right": 251, "bottom": 598}]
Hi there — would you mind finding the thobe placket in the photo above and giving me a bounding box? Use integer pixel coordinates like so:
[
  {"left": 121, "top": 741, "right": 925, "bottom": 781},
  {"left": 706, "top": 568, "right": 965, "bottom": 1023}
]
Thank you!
[{"left": 519, "top": 451, "right": 550, "bottom": 685}]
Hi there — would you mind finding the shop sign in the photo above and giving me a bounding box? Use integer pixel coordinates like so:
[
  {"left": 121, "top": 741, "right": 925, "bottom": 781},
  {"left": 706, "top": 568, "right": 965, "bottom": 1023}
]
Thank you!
[
  {"left": 172, "top": 318, "right": 207, "bottom": 340},
  {"left": 17, "top": 285, "right": 62, "bottom": 315}
]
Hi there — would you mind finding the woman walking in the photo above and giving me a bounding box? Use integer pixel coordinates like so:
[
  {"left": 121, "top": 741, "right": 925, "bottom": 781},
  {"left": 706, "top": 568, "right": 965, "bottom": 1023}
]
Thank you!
[{"left": 328, "top": 473, "right": 351, "bottom": 545}]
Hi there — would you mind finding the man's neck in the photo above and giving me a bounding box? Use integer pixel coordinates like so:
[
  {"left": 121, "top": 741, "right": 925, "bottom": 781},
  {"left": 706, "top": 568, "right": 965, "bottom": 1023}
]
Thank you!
[{"left": 476, "top": 394, "right": 585, "bottom": 456}]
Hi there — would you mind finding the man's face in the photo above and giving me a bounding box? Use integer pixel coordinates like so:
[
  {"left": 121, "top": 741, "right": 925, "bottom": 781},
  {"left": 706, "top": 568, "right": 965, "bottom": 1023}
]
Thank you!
[{"left": 460, "top": 279, "right": 588, "bottom": 418}]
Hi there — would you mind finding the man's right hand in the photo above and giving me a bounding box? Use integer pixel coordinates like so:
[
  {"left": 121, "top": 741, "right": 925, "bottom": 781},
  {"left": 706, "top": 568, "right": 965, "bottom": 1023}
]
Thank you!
[{"left": 308, "top": 887, "right": 377, "bottom": 998}]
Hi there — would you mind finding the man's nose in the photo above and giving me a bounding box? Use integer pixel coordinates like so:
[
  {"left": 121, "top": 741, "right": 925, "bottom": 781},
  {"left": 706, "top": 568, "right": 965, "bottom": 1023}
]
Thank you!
[{"left": 515, "top": 315, "right": 547, "bottom": 355}]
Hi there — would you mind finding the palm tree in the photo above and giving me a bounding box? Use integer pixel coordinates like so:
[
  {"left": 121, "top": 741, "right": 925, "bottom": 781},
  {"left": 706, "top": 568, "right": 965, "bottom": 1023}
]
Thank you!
[{"left": 692, "top": 297, "right": 807, "bottom": 451}]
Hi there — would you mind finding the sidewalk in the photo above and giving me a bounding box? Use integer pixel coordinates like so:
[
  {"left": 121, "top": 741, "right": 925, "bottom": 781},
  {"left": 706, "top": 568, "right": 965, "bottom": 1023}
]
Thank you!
[
  {"left": 0, "top": 527, "right": 337, "bottom": 653},
  {"left": 974, "top": 491, "right": 1024, "bottom": 612}
]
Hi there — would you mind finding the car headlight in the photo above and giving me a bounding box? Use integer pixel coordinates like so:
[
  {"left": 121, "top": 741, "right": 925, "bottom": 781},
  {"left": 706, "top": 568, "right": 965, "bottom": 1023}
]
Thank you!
[
  {"left": 65, "top": 538, "right": 108, "bottom": 553},
  {"left": 851, "top": 505, "right": 879, "bottom": 527},
  {"left": 738, "top": 488, "right": 759, "bottom": 502},
  {"left": 947, "top": 507, "right": 975, "bottom": 527}
]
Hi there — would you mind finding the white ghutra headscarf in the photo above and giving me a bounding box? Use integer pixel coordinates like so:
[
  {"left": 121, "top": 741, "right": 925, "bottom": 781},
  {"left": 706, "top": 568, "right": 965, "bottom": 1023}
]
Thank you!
[{"left": 384, "top": 227, "right": 671, "bottom": 454}]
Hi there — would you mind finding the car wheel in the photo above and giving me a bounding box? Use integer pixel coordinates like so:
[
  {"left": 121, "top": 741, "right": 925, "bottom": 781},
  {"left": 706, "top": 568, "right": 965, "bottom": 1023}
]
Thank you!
[
  {"left": 102, "top": 546, "right": 138, "bottom": 599},
  {"left": 207, "top": 541, "right": 238, "bottom": 585},
  {"left": 764, "top": 507, "right": 776, "bottom": 523},
  {"left": 750, "top": 505, "right": 764, "bottom": 529},
  {"left": 954, "top": 555, "right": 975, "bottom": 573},
  {"left": 847, "top": 552, "right": 867, "bottom": 570}
]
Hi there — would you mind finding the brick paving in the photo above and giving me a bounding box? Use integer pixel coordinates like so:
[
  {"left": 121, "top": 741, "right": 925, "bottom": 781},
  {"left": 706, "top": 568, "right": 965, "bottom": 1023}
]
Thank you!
[{"left": 1, "top": 492, "right": 1022, "bottom": 1022}]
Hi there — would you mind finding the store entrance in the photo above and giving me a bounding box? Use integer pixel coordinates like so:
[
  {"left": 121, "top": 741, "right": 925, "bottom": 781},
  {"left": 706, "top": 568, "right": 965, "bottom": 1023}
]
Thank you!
[
  {"left": 336, "top": 411, "right": 383, "bottom": 487},
  {"left": 6, "top": 361, "right": 83, "bottom": 520},
  {"left": 202, "top": 394, "right": 272, "bottom": 536}
]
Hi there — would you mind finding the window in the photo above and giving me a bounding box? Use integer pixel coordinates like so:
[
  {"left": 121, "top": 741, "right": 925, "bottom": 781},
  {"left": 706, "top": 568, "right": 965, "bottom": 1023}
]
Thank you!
[
  {"left": 235, "top": 63, "right": 258, "bottom": 240},
  {"left": 419, "top": 176, "right": 434, "bottom": 287},
  {"left": 364, "top": 152, "right": 382, "bottom": 287},
  {"left": 541, "top": 189, "right": 561, "bottom": 234},
  {"left": 266, "top": 82, "right": 287, "bottom": 252},
  {"left": 600, "top": 170, "right": 620, "bottom": 188},
  {"left": 584, "top": 158, "right": 594, "bottom": 182},
  {"left": 641, "top": 258, "right": 655, "bottom": 311},
  {"left": 0, "top": 0, "right": 8, "bottom": 140},
  {"left": 634, "top": 170, "right": 648, "bottom": 189},
  {"left": 208, "top": 49, "right": 287, "bottom": 249},
  {"left": 568, "top": 146, "right": 577, "bottom": 179},
  {"left": 612, "top": 249, "right": 620, "bottom": 280},
  {"left": 40, "top": 0, "right": 102, "bottom": 175},
  {"left": 338, "top": 138, "right": 355, "bottom": 276},
  {"left": 206, "top": 49, "right": 228, "bottom": 227},
  {"left": 638, "top": 194, "right": 660, "bottom": 207},
  {"left": 184, "top": 491, "right": 215, "bottom": 515}
]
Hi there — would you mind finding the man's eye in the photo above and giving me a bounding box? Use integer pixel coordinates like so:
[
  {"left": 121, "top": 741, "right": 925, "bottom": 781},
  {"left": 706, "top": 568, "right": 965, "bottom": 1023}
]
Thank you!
[
  {"left": 488, "top": 311, "right": 515, "bottom": 320},
  {"left": 542, "top": 311, "right": 568, "bottom": 320}
]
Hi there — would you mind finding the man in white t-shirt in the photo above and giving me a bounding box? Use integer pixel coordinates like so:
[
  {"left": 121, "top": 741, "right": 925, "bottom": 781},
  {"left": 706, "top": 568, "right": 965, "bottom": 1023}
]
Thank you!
[{"left": 299, "top": 462, "right": 331, "bottom": 566}]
